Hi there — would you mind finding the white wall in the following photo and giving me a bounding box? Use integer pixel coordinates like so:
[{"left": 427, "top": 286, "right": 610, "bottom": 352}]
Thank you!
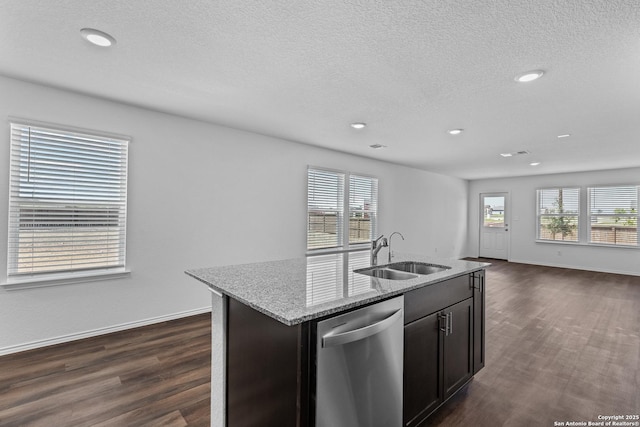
[
  {"left": 468, "top": 168, "right": 640, "bottom": 276},
  {"left": 0, "top": 76, "right": 469, "bottom": 354}
]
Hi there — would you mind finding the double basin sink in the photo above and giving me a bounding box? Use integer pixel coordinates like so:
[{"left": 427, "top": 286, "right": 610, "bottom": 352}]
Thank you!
[{"left": 355, "top": 261, "right": 451, "bottom": 280}]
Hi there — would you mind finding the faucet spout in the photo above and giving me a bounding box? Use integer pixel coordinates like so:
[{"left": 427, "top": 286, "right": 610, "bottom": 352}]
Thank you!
[
  {"left": 371, "top": 235, "right": 388, "bottom": 266},
  {"left": 388, "top": 232, "right": 405, "bottom": 263}
]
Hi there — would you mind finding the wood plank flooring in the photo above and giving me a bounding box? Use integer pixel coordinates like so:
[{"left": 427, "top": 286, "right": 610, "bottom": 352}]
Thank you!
[
  {"left": 0, "top": 314, "right": 211, "bottom": 427},
  {"left": 1, "top": 261, "right": 639, "bottom": 426}
]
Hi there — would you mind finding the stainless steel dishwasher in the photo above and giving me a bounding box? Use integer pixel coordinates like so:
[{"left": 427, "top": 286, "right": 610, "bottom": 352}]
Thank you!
[{"left": 315, "top": 295, "right": 404, "bottom": 427}]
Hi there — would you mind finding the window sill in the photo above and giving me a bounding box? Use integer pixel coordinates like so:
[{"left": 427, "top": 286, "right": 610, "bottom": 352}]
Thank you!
[
  {"left": 306, "top": 245, "right": 370, "bottom": 256},
  {"left": 1, "top": 268, "right": 131, "bottom": 291},
  {"left": 535, "top": 240, "right": 639, "bottom": 250}
]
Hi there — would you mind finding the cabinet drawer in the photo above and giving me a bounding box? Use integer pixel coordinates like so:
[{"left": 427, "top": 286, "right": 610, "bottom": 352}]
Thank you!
[{"left": 404, "top": 274, "right": 473, "bottom": 324}]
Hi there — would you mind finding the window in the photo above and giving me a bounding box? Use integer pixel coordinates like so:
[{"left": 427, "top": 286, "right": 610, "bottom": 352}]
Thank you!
[
  {"left": 7, "top": 122, "right": 129, "bottom": 281},
  {"left": 348, "top": 174, "right": 378, "bottom": 246},
  {"left": 483, "top": 196, "right": 505, "bottom": 227},
  {"left": 588, "top": 186, "right": 638, "bottom": 247},
  {"left": 307, "top": 167, "right": 378, "bottom": 252},
  {"left": 536, "top": 185, "right": 639, "bottom": 248},
  {"left": 537, "top": 188, "right": 579, "bottom": 242}
]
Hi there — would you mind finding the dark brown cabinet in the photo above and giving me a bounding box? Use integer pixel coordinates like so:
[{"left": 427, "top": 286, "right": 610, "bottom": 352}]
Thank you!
[
  {"left": 403, "top": 311, "right": 443, "bottom": 426},
  {"left": 403, "top": 272, "right": 483, "bottom": 427},
  {"left": 443, "top": 298, "right": 473, "bottom": 399}
]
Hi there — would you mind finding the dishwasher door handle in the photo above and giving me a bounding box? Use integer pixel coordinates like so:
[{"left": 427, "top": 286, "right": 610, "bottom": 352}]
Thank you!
[{"left": 322, "top": 308, "right": 403, "bottom": 348}]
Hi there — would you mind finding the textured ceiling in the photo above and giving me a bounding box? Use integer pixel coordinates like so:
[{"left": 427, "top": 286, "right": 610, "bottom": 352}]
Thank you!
[{"left": 1, "top": 0, "right": 639, "bottom": 179}]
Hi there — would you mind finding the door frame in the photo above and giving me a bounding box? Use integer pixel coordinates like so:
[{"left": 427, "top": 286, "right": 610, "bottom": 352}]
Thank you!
[{"left": 478, "top": 192, "right": 510, "bottom": 260}]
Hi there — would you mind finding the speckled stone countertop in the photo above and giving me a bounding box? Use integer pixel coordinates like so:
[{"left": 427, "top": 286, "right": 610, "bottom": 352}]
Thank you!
[{"left": 185, "top": 252, "right": 489, "bottom": 326}]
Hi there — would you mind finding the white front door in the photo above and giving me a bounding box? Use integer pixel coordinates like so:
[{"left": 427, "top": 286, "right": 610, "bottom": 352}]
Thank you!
[{"left": 479, "top": 193, "right": 509, "bottom": 259}]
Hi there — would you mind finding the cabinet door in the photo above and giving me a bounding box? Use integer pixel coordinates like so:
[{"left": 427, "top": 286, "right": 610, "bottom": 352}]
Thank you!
[
  {"left": 473, "top": 271, "right": 486, "bottom": 374},
  {"left": 443, "top": 298, "right": 474, "bottom": 399},
  {"left": 403, "top": 311, "right": 444, "bottom": 427}
]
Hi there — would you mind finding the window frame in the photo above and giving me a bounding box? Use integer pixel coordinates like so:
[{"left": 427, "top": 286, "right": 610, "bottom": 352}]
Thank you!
[
  {"left": 535, "top": 184, "right": 639, "bottom": 249},
  {"left": 306, "top": 166, "right": 378, "bottom": 254},
  {"left": 536, "top": 187, "right": 580, "bottom": 243},
  {"left": 587, "top": 185, "right": 639, "bottom": 248},
  {"left": 3, "top": 120, "right": 131, "bottom": 289}
]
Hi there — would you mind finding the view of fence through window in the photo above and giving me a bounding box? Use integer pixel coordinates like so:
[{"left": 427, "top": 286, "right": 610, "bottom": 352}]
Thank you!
[
  {"left": 348, "top": 174, "right": 377, "bottom": 245},
  {"left": 307, "top": 215, "right": 373, "bottom": 249},
  {"left": 537, "top": 188, "right": 580, "bottom": 242},
  {"left": 7, "top": 123, "right": 129, "bottom": 276},
  {"left": 307, "top": 168, "right": 377, "bottom": 251},
  {"left": 537, "top": 186, "right": 638, "bottom": 246},
  {"left": 589, "top": 186, "right": 638, "bottom": 246}
]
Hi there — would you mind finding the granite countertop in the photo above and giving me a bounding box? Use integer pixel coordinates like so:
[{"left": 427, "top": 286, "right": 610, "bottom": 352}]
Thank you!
[{"left": 185, "top": 252, "right": 489, "bottom": 326}]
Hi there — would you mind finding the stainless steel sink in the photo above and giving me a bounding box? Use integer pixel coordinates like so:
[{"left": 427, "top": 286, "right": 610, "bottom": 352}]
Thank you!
[
  {"left": 355, "top": 267, "right": 418, "bottom": 280},
  {"left": 386, "top": 261, "right": 451, "bottom": 275}
]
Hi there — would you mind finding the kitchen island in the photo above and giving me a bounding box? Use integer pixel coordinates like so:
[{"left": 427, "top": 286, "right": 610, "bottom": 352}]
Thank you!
[{"left": 186, "top": 252, "right": 488, "bottom": 427}]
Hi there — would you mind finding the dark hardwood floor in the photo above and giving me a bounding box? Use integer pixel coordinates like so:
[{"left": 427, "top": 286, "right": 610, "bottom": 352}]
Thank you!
[
  {"left": 1, "top": 261, "right": 639, "bottom": 426},
  {"left": 0, "top": 314, "right": 212, "bottom": 427}
]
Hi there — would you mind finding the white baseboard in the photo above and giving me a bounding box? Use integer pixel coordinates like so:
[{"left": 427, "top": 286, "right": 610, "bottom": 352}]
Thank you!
[{"left": 0, "top": 307, "right": 212, "bottom": 356}]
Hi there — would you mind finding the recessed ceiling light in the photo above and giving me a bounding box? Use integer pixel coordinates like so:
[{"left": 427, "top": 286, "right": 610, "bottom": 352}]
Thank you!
[
  {"left": 447, "top": 129, "right": 463, "bottom": 135},
  {"left": 350, "top": 122, "right": 366, "bottom": 129},
  {"left": 80, "top": 28, "right": 116, "bottom": 47},
  {"left": 515, "top": 70, "right": 544, "bottom": 83},
  {"left": 557, "top": 134, "right": 571, "bottom": 139},
  {"left": 369, "top": 144, "right": 387, "bottom": 149},
  {"left": 530, "top": 162, "right": 541, "bottom": 166},
  {"left": 501, "top": 150, "right": 530, "bottom": 158}
]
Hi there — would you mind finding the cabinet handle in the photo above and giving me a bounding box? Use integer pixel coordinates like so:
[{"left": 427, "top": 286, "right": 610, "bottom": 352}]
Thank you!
[
  {"left": 439, "top": 312, "right": 453, "bottom": 336},
  {"left": 472, "top": 273, "right": 484, "bottom": 293},
  {"left": 439, "top": 313, "right": 448, "bottom": 335}
]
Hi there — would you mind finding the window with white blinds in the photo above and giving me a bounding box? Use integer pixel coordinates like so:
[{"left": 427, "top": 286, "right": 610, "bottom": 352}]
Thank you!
[
  {"left": 349, "top": 174, "right": 378, "bottom": 245},
  {"left": 307, "top": 167, "right": 378, "bottom": 252},
  {"left": 307, "top": 169, "right": 345, "bottom": 250},
  {"left": 537, "top": 188, "right": 580, "bottom": 242},
  {"left": 588, "top": 186, "right": 638, "bottom": 247},
  {"left": 7, "top": 122, "right": 129, "bottom": 278}
]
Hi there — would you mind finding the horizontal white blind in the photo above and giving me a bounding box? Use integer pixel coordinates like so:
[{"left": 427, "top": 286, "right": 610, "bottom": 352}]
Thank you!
[
  {"left": 588, "top": 186, "right": 638, "bottom": 246},
  {"left": 537, "top": 188, "right": 579, "bottom": 242},
  {"left": 8, "top": 122, "right": 129, "bottom": 277},
  {"left": 307, "top": 168, "right": 345, "bottom": 250},
  {"left": 348, "top": 174, "right": 378, "bottom": 245}
]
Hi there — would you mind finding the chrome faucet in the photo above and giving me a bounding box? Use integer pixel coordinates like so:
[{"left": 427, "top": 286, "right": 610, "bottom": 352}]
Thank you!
[
  {"left": 388, "top": 231, "right": 405, "bottom": 263},
  {"left": 371, "top": 235, "right": 388, "bottom": 265}
]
